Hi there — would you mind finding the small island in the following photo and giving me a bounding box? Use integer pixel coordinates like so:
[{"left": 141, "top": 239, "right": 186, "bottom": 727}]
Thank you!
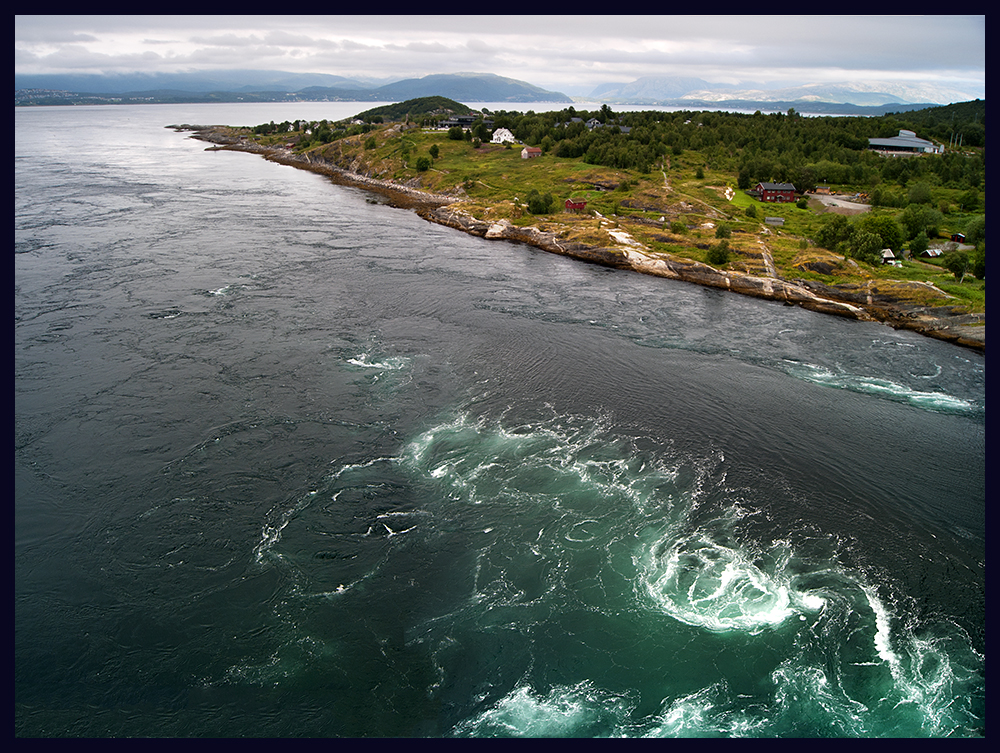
[{"left": 173, "top": 96, "right": 985, "bottom": 351}]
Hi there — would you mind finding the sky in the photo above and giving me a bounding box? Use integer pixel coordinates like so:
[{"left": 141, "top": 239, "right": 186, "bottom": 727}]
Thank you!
[{"left": 14, "top": 15, "right": 986, "bottom": 98}]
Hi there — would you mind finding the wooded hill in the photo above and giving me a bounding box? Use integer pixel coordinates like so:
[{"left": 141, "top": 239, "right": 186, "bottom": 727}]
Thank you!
[{"left": 354, "top": 97, "right": 476, "bottom": 123}]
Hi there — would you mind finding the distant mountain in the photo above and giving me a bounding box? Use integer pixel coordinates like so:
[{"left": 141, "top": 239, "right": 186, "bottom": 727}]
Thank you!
[
  {"left": 17, "top": 68, "right": 975, "bottom": 109},
  {"left": 678, "top": 82, "right": 979, "bottom": 107},
  {"left": 14, "top": 70, "right": 389, "bottom": 95},
  {"left": 589, "top": 76, "right": 722, "bottom": 100},
  {"left": 587, "top": 76, "right": 977, "bottom": 108},
  {"left": 14, "top": 69, "right": 571, "bottom": 104},
  {"left": 372, "top": 72, "right": 570, "bottom": 103}
]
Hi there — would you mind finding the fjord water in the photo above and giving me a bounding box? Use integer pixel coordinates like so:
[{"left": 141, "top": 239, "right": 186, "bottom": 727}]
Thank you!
[{"left": 15, "top": 105, "right": 984, "bottom": 737}]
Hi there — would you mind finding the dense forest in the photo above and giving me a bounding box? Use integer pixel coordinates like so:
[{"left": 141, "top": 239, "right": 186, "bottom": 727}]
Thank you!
[{"left": 472, "top": 101, "right": 985, "bottom": 197}]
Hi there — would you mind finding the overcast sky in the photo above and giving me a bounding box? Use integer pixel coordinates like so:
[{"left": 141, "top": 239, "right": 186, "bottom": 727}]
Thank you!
[{"left": 14, "top": 15, "right": 986, "bottom": 97}]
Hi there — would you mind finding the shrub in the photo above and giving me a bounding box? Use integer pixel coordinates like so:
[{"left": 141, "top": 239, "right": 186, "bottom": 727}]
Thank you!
[
  {"left": 715, "top": 223, "right": 732, "bottom": 239},
  {"left": 526, "top": 189, "right": 554, "bottom": 214},
  {"left": 415, "top": 156, "right": 431, "bottom": 172},
  {"left": 707, "top": 240, "right": 730, "bottom": 266},
  {"left": 907, "top": 181, "right": 933, "bottom": 205}
]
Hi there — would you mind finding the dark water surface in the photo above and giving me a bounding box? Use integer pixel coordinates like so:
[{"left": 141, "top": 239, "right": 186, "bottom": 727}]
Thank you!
[{"left": 15, "top": 105, "right": 984, "bottom": 737}]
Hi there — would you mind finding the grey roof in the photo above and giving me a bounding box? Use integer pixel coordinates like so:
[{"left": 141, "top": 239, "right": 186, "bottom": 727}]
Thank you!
[
  {"left": 868, "top": 129, "right": 935, "bottom": 151},
  {"left": 758, "top": 182, "right": 796, "bottom": 191}
]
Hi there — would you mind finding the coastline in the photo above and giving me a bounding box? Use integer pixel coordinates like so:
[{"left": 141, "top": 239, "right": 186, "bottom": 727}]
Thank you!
[{"left": 178, "top": 126, "right": 985, "bottom": 352}]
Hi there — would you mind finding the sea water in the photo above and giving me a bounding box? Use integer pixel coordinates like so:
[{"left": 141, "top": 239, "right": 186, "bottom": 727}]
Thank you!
[{"left": 15, "top": 105, "right": 984, "bottom": 737}]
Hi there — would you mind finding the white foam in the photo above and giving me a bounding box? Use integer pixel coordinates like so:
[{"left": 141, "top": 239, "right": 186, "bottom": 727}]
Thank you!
[
  {"left": 453, "top": 682, "right": 634, "bottom": 737},
  {"left": 642, "top": 533, "right": 802, "bottom": 633},
  {"left": 346, "top": 353, "right": 409, "bottom": 370},
  {"left": 784, "top": 361, "right": 974, "bottom": 413}
]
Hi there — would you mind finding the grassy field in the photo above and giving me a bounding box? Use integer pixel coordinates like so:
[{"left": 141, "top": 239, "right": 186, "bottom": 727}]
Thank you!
[{"left": 251, "top": 122, "right": 985, "bottom": 314}]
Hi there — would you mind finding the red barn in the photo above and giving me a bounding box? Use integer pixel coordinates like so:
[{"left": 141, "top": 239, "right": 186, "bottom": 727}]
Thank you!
[{"left": 565, "top": 199, "right": 587, "bottom": 213}]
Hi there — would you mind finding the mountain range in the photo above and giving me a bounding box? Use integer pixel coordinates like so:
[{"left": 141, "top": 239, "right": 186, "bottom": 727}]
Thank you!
[
  {"left": 589, "top": 77, "right": 980, "bottom": 107},
  {"left": 14, "top": 69, "right": 979, "bottom": 110},
  {"left": 14, "top": 71, "right": 572, "bottom": 104}
]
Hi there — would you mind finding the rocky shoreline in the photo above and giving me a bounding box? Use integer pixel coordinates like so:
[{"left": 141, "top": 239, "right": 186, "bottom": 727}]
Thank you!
[{"left": 177, "top": 125, "right": 984, "bottom": 352}]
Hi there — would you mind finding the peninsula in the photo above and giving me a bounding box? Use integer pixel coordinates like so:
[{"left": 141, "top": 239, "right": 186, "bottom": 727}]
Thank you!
[{"left": 171, "top": 98, "right": 985, "bottom": 351}]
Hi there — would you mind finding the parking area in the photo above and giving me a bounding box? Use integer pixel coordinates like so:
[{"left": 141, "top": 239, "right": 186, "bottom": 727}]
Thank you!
[{"left": 809, "top": 193, "right": 870, "bottom": 214}]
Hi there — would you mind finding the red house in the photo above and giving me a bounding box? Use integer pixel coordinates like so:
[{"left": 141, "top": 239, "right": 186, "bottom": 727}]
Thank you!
[
  {"left": 564, "top": 199, "right": 587, "bottom": 213},
  {"left": 753, "top": 182, "right": 796, "bottom": 203}
]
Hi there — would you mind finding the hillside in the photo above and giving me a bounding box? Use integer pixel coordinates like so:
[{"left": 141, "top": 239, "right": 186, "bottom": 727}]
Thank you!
[{"left": 177, "top": 100, "right": 985, "bottom": 349}]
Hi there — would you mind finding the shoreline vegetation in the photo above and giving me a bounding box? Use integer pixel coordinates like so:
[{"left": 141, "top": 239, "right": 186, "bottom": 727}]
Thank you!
[{"left": 171, "top": 104, "right": 984, "bottom": 351}]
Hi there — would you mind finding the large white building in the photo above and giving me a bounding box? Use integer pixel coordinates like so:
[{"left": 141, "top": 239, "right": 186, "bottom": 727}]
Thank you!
[
  {"left": 491, "top": 127, "right": 516, "bottom": 144},
  {"left": 868, "top": 129, "right": 942, "bottom": 154}
]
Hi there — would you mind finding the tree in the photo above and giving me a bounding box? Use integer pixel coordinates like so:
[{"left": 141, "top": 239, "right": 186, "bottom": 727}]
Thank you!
[
  {"left": 707, "top": 240, "right": 730, "bottom": 266},
  {"left": 899, "top": 204, "right": 943, "bottom": 240},
  {"left": 909, "top": 231, "right": 930, "bottom": 257},
  {"left": 715, "top": 223, "right": 732, "bottom": 239},
  {"left": 415, "top": 156, "right": 431, "bottom": 172},
  {"left": 853, "top": 213, "right": 903, "bottom": 252},
  {"left": 959, "top": 189, "right": 980, "bottom": 212},
  {"left": 943, "top": 250, "right": 970, "bottom": 282},
  {"left": 429, "top": 144, "right": 440, "bottom": 159},
  {"left": 849, "top": 230, "right": 884, "bottom": 265},
  {"left": 971, "top": 245, "right": 986, "bottom": 280},
  {"left": 737, "top": 166, "right": 752, "bottom": 190},
  {"left": 964, "top": 215, "right": 985, "bottom": 245}
]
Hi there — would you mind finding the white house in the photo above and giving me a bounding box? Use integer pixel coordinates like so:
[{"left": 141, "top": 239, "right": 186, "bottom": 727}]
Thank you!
[{"left": 491, "top": 127, "right": 516, "bottom": 145}]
